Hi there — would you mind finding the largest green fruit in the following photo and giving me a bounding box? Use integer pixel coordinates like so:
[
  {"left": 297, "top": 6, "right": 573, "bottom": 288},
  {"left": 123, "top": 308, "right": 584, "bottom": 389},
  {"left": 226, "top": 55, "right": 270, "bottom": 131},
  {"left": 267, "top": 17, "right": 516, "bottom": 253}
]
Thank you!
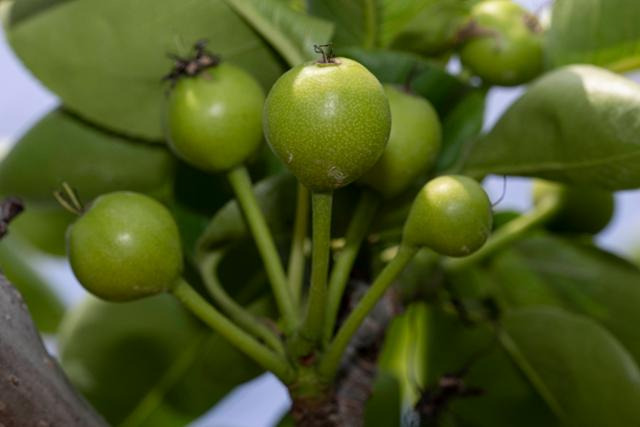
[{"left": 263, "top": 57, "right": 391, "bottom": 192}]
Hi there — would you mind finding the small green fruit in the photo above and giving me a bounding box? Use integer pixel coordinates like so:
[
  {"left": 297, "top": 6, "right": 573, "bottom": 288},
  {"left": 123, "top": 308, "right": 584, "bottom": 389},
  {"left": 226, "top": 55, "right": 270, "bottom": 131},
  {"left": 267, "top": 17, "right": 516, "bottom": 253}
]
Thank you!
[
  {"left": 68, "top": 192, "right": 183, "bottom": 301},
  {"left": 459, "top": 0, "right": 543, "bottom": 86},
  {"left": 167, "top": 63, "right": 265, "bottom": 172},
  {"left": 403, "top": 175, "right": 492, "bottom": 257},
  {"left": 360, "top": 85, "right": 442, "bottom": 198},
  {"left": 532, "top": 179, "right": 615, "bottom": 234},
  {"left": 264, "top": 57, "right": 391, "bottom": 192}
]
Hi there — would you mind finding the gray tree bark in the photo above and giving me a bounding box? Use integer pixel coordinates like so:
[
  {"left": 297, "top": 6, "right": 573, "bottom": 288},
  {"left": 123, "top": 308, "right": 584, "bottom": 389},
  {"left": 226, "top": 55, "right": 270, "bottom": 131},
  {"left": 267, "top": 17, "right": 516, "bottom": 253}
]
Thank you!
[{"left": 0, "top": 274, "right": 106, "bottom": 426}]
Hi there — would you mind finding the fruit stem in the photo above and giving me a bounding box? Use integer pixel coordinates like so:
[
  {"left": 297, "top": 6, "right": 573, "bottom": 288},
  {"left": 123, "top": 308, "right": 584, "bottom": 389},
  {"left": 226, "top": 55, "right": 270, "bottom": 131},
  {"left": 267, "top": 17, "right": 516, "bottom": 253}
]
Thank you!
[
  {"left": 444, "top": 195, "right": 562, "bottom": 272},
  {"left": 296, "top": 191, "right": 333, "bottom": 351},
  {"left": 313, "top": 44, "right": 336, "bottom": 64},
  {"left": 227, "top": 166, "right": 298, "bottom": 333},
  {"left": 323, "top": 190, "right": 380, "bottom": 345},
  {"left": 199, "top": 252, "right": 286, "bottom": 355},
  {"left": 171, "top": 278, "right": 296, "bottom": 383},
  {"left": 288, "top": 183, "right": 309, "bottom": 306},
  {"left": 319, "top": 244, "right": 418, "bottom": 379}
]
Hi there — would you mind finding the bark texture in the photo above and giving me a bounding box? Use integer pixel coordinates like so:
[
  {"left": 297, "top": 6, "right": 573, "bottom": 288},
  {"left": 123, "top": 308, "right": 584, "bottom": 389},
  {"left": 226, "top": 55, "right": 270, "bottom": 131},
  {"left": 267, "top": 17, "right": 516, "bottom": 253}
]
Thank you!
[
  {"left": 291, "top": 282, "right": 402, "bottom": 427},
  {"left": 0, "top": 274, "right": 106, "bottom": 426}
]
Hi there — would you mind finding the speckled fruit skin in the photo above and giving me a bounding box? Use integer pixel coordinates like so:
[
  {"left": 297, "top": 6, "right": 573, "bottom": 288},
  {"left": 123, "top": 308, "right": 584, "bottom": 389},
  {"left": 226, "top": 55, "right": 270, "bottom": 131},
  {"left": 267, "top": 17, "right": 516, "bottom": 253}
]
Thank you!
[
  {"left": 403, "top": 175, "right": 492, "bottom": 257},
  {"left": 459, "top": 0, "right": 543, "bottom": 86},
  {"left": 532, "top": 179, "right": 614, "bottom": 234},
  {"left": 263, "top": 57, "right": 391, "bottom": 192},
  {"left": 167, "top": 63, "right": 265, "bottom": 172},
  {"left": 68, "top": 192, "right": 183, "bottom": 302},
  {"left": 360, "top": 85, "right": 442, "bottom": 198}
]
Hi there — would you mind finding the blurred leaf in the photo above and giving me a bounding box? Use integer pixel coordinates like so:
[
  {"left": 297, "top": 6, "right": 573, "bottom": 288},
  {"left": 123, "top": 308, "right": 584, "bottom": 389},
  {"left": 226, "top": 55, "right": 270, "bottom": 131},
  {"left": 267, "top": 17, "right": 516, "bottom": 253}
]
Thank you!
[
  {"left": 424, "top": 308, "right": 555, "bottom": 427},
  {"left": 58, "top": 295, "right": 262, "bottom": 425},
  {"left": 363, "top": 372, "right": 401, "bottom": 427},
  {"left": 10, "top": 205, "right": 74, "bottom": 256},
  {"left": 463, "top": 65, "right": 640, "bottom": 190},
  {"left": 0, "top": 234, "right": 64, "bottom": 332},
  {"left": 0, "top": 109, "right": 174, "bottom": 205},
  {"left": 491, "top": 234, "right": 640, "bottom": 365},
  {"left": 338, "top": 47, "right": 475, "bottom": 117},
  {"left": 223, "top": 0, "right": 334, "bottom": 66},
  {"left": 501, "top": 307, "right": 640, "bottom": 427},
  {"left": 546, "top": 0, "right": 640, "bottom": 72},
  {"left": 7, "top": 0, "right": 285, "bottom": 140},
  {"left": 436, "top": 90, "right": 485, "bottom": 172}
]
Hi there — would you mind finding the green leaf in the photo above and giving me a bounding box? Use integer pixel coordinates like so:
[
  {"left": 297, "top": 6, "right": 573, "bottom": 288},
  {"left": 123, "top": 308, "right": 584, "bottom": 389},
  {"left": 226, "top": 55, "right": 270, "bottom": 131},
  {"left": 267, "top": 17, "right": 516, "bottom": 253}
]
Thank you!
[
  {"left": 222, "top": 0, "right": 334, "bottom": 66},
  {"left": 58, "top": 295, "right": 262, "bottom": 425},
  {"left": 463, "top": 65, "right": 640, "bottom": 190},
  {"left": 425, "top": 308, "right": 555, "bottom": 427},
  {"left": 9, "top": 205, "right": 74, "bottom": 256},
  {"left": 338, "top": 47, "right": 475, "bottom": 117},
  {"left": 6, "top": 0, "right": 285, "bottom": 140},
  {"left": 546, "top": 0, "right": 640, "bottom": 72},
  {"left": 363, "top": 372, "right": 401, "bottom": 427},
  {"left": 492, "top": 234, "right": 640, "bottom": 366},
  {"left": 0, "top": 234, "right": 65, "bottom": 333},
  {"left": 307, "top": 0, "right": 382, "bottom": 48},
  {"left": 436, "top": 90, "right": 485, "bottom": 172},
  {"left": 0, "top": 109, "right": 174, "bottom": 205},
  {"left": 501, "top": 307, "right": 640, "bottom": 426}
]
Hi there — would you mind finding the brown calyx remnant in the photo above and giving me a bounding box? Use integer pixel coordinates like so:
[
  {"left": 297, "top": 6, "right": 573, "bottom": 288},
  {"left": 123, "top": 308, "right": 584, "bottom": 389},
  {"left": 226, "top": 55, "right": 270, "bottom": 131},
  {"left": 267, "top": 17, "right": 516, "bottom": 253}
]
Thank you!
[{"left": 163, "top": 39, "right": 221, "bottom": 86}]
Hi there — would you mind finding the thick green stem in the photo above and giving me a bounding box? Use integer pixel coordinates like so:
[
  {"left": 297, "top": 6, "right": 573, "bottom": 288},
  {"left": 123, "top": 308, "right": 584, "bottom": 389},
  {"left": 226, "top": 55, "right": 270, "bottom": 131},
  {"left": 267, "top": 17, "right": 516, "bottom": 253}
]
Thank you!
[
  {"left": 323, "top": 190, "right": 380, "bottom": 344},
  {"left": 171, "top": 278, "right": 295, "bottom": 383},
  {"left": 297, "top": 192, "right": 333, "bottom": 350},
  {"left": 444, "top": 197, "right": 562, "bottom": 273},
  {"left": 288, "top": 183, "right": 309, "bottom": 306},
  {"left": 319, "top": 244, "right": 418, "bottom": 379},
  {"left": 199, "top": 252, "right": 285, "bottom": 355},
  {"left": 226, "top": 166, "right": 297, "bottom": 333}
]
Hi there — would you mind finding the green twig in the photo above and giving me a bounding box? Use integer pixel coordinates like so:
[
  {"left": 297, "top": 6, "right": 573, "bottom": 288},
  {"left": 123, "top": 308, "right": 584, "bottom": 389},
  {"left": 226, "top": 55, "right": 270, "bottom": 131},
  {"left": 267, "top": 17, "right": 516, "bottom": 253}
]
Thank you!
[
  {"left": 171, "top": 278, "right": 295, "bottom": 383},
  {"left": 226, "top": 166, "right": 297, "bottom": 333},
  {"left": 323, "top": 190, "right": 380, "bottom": 344},
  {"left": 288, "top": 183, "right": 309, "bottom": 306},
  {"left": 319, "top": 244, "right": 418, "bottom": 379},
  {"left": 297, "top": 192, "right": 333, "bottom": 351},
  {"left": 444, "top": 196, "right": 562, "bottom": 273},
  {"left": 199, "top": 252, "right": 285, "bottom": 355}
]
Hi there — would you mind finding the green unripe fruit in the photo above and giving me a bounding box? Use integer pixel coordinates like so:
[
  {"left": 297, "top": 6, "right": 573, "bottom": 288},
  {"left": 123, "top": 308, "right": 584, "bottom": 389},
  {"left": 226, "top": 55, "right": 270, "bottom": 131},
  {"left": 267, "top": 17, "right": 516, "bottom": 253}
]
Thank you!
[
  {"left": 167, "top": 63, "right": 265, "bottom": 172},
  {"left": 403, "top": 175, "right": 492, "bottom": 257},
  {"left": 459, "top": 0, "right": 543, "bottom": 86},
  {"left": 68, "top": 192, "right": 183, "bottom": 301},
  {"left": 532, "top": 179, "right": 615, "bottom": 234},
  {"left": 264, "top": 57, "right": 391, "bottom": 192},
  {"left": 360, "top": 85, "right": 442, "bottom": 198}
]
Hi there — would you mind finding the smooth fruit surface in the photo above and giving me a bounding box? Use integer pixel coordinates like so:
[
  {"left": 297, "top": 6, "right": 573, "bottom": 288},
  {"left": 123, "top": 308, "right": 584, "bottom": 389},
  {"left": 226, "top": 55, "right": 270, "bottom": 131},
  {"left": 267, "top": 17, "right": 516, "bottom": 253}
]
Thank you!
[
  {"left": 68, "top": 192, "right": 183, "bottom": 301},
  {"left": 532, "top": 179, "right": 614, "bottom": 234},
  {"left": 263, "top": 57, "right": 391, "bottom": 192},
  {"left": 459, "top": 0, "right": 543, "bottom": 86},
  {"left": 360, "top": 85, "right": 442, "bottom": 198},
  {"left": 403, "top": 175, "right": 492, "bottom": 257},
  {"left": 167, "top": 63, "right": 265, "bottom": 172}
]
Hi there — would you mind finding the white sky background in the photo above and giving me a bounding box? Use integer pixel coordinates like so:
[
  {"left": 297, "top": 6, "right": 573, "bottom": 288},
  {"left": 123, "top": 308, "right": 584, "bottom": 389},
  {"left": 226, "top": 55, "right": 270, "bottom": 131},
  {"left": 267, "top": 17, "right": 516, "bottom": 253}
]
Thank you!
[{"left": 1, "top": 0, "right": 640, "bottom": 426}]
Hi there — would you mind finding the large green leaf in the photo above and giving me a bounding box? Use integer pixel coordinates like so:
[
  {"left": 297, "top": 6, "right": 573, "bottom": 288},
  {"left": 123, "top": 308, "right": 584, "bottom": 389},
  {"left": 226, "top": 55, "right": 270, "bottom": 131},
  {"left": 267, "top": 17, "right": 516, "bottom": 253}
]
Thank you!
[
  {"left": 463, "top": 65, "right": 640, "bottom": 190},
  {"left": 0, "top": 109, "right": 174, "bottom": 205},
  {"left": 223, "top": 0, "right": 334, "bottom": 66},
  {"left": 0, "top": 234, "right": 65, "bottom": 333},
  {"left": 7, "top": 0, "right": 285, "bottom": 140},
  {"left": 546, "top": 0, "right": 640, "bottom": 72},
  {"left": 501, "top": 307, "right": 640, "bottom": 427},
  {"left": 58, "top": 295, "right": 262, "bottom": 425},
  {"left": 491, "top": 234, "right": 640, "bottom": 366}
]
